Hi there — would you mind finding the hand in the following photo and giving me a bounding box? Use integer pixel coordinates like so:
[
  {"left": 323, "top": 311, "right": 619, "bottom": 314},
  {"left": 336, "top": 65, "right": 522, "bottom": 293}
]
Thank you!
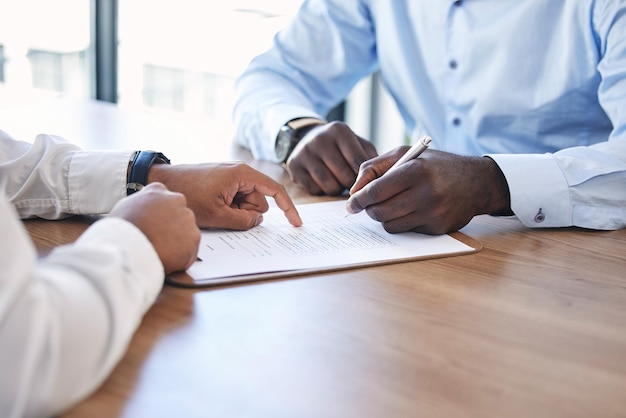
[
  {"left": 286, "top": 121, "right": 378, "bottom": 196},
  {"left": 148, "top": 162, "right": 302, "bottom": 230},
  {"left": 109, "top": 183, "right": 200, "bottom": 274},
  {"left": 346, "top": 148, "right": 512, "bottom": 234}
]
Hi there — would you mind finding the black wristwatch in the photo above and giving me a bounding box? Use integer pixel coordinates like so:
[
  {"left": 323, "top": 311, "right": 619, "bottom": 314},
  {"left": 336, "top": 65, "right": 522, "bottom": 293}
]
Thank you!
[
  {"left": 126, "top": 150, "right": 171, "bottom": 195},
  {"left": 275, "top": 118, "right": 325, "bottom": 163}
]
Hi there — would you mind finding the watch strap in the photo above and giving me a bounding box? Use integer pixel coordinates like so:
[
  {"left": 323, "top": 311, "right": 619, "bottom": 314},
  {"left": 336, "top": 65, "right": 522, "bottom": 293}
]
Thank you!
[
  {"left": 278, "top": 117, "right": 326, "bottom": 162},
  {"left": 127, "top": 150, "right": 171, "bottom": 195},
  {"left": 286, "top": 117, "right": 326, "bottom": 131}
]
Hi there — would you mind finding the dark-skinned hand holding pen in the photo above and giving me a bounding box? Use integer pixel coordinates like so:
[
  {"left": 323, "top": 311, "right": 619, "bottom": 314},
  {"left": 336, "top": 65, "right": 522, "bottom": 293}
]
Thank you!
[{"left": 346, "top": 136, "right": 512, "bottom": 235}]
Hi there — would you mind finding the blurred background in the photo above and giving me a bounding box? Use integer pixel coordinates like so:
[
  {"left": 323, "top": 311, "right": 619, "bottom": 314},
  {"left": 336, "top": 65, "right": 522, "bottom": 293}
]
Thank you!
[{"left": 0, "top": 0, "right": 404, "bottom": 151}]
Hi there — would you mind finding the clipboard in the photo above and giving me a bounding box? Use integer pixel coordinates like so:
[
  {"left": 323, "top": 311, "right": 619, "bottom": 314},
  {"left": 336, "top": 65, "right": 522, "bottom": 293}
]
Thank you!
[{"left": 166, "top": 200, "right": 482, "bottom": 289}]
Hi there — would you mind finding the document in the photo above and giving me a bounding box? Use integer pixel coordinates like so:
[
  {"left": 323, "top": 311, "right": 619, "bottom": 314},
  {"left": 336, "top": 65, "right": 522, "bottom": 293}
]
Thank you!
[{"left": 170, "top": 199, "right": 480, "bottom": 287}]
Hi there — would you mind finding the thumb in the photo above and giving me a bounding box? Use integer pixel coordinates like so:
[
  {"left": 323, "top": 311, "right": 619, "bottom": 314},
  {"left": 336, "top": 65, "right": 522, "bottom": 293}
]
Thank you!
[
  {"left": 349, "top": 153, "right": 398, "bottom": 195},
  {"left": 220, "top": 208, "right": 264, "bottom": 231}
]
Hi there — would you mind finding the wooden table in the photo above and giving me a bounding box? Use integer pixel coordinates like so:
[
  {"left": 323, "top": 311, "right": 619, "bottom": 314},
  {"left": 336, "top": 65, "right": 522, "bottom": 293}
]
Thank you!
[{"left": 13, "top": 98, "right": 626, "bottom": 418}]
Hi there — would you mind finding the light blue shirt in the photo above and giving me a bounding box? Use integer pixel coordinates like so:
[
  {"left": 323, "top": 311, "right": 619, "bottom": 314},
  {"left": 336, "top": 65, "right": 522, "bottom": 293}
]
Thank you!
[{"left": 233, "top": 0, "right": 626, "bottom": 230}]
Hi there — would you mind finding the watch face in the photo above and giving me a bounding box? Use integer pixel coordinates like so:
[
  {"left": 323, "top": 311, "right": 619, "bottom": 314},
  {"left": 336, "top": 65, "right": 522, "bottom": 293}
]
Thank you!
[{"left": 275, "top": 125, "right": 294, "bottom": 162}]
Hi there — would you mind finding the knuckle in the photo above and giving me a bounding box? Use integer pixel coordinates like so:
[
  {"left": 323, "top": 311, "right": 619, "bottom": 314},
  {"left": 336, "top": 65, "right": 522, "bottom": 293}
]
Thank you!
[
  {"left": 311, "top": 165, "right": 330, "bottom": 182},
  {"left": 275, "top": 182, "right": 288, "bottom": 194},
  {"left": 382, "top": 221, "right": 400, "bottom": 234},
  {"left": 358, "top": 158, "right": 374, "bottom": 171},
  {"left": 365, "top": 183, "right": 385, "bottom": 202},
  {"left": 352, "top": 156, "right": 368, "bottom": 170},
  {"left": 390, "top": 198, "right": 411, "bottom": 213},
  {"left": 365, "top": 206, "right": 383, "bottom": 222},
  {"left": 325, "top": 120, "right": 345, "bottom": 132},
  {"left": 174, "top": 192, "right": 188, "bottom": 205}
]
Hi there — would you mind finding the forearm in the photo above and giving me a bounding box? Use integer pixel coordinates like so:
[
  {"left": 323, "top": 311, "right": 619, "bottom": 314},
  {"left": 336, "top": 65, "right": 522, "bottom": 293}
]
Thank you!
[
  {"left": 232, "top": 2, "right": 374, "bottom": 161},
  {"left": 0, "top": 131, "right": 132, "bottom": 219},
  {"left": 233, "top": 68, "right": 326, "bottom": 161},
  {"left": 0, "top": 215, "right": 163, "bottom": 418}
]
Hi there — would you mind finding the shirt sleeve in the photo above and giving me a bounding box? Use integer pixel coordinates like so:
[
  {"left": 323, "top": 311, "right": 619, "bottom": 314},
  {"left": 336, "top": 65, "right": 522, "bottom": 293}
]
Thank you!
[
  {"left": 232, "top": 0, "right": 377, "bottom": 161},
  {"left": 488, "top": 142, "right": 626, "bottom": 229},
  {"left": 0, "top": 129, "right": 134, "bottom": 219},
  {"left": 0, "top": 198, "right": 164, "bottom": 418},
  {"left": 488, "top": 1, "right": 626, "bottom": 230}
]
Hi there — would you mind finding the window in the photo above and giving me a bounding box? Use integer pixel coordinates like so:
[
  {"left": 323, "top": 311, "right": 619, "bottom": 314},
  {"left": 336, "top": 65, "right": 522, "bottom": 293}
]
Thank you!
[
  {"left": 0, "top": 45, "right": 5, "bottom": 82},
  {"left": 0, "top": 1, "right": 405, "bottom": 150},
  {"left": 117, "top": 1, "right": 303, "bottom": 127},
  {"left": 117, "top": 1, "right": 403, "bottom": 149},
  {"left": 0, "top": 0, "right": 93, "bottom": 101}
]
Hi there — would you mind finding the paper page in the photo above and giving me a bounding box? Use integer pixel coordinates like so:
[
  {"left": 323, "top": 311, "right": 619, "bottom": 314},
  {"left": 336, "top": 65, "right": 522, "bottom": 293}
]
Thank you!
[{"left": 187, "top": 199, "right": 474, "bottom": 280}]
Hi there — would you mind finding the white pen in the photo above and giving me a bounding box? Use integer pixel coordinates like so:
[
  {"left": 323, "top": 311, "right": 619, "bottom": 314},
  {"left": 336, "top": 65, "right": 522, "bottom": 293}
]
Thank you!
[
  {"left": 345, "top": 135, "right": 432, "bottom": 217},
  {"left": 386, "top": 134, "right": 432, "bottom": 173}
]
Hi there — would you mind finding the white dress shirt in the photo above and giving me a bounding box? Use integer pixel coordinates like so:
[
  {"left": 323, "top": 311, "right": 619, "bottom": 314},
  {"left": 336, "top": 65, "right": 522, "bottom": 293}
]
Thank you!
[
  {"left": 0, "top": 131, "right": 164, "bottom": 418},
  {"left": 233, "top": 0, "right": 626, "bottom": 230}
]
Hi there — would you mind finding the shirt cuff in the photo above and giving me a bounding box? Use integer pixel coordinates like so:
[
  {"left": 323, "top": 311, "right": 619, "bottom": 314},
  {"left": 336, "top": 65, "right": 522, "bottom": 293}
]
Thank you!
[
  {"left": 68, "top": 150, "right": 136, "bottom": 214},
  {"left": 486, "top": 153, "right": 572, "bottom": 227}
]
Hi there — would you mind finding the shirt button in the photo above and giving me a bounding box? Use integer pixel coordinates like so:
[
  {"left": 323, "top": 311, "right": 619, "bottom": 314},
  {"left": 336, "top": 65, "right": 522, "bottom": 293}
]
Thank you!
[
  {"left": 449, "top": 60, "right": 458, "bottom": 69},
  {"left": 452, "top": 117, "right": 461, "bottom": 126}
]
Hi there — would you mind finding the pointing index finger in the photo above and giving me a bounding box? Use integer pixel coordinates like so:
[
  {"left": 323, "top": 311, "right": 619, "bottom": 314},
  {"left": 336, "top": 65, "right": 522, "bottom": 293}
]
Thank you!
[{"left": 252, "top": 179, "right": 302, "bottom": 227}]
